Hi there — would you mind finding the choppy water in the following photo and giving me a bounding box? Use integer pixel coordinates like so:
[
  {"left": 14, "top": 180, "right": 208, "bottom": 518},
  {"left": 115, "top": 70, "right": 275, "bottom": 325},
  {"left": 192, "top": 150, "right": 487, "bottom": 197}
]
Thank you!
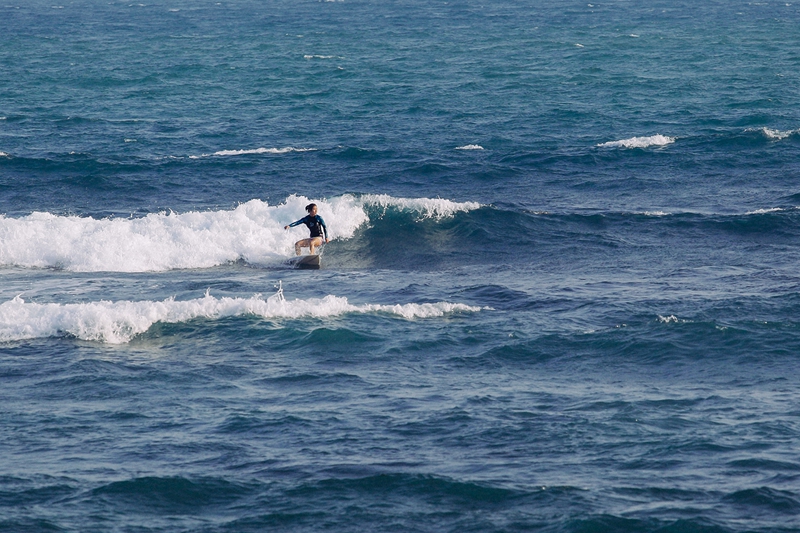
[{"left": 2, "top": 1, "right": 800, "bottom": 531}]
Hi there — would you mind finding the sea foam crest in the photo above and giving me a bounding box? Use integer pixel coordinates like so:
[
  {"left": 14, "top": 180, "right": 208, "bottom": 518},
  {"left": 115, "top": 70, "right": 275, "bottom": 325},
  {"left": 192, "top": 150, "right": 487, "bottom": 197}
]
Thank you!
[
  {"left": 0, "top": 293, "right": 484, "bottom": 344},
  {"left": 745, "top": 207, "right": 784, "bottom": 215},
  {"left": 0, "top": 194, "right": 478, "bottom": 272},
  {"left": 358, "top": 194, "right": 481, "bottom": 219},
  {"left": 455, "top": 144, "right": 484, "bottom": 150},
  {"left": 190, "top": 147, "right": 315, "bottom": 158},
  {"left": 598, "top": 135, "right": 676, "bottom": 149},
  {"left": 751, "top": 127, "right": 799, "bottom": 140}
]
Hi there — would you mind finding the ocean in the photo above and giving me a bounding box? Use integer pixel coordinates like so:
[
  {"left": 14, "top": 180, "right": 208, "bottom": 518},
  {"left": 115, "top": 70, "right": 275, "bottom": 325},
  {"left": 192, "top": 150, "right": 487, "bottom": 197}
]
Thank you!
[{"left": 2, "top": 0, "right": 800, "bottom": 531}]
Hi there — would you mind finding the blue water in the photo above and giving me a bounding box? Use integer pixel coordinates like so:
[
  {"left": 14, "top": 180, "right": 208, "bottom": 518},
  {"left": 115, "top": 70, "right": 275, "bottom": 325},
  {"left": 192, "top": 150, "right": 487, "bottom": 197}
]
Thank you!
[{"left": 2, "top": 1, "right": 800, "bottom": 531}]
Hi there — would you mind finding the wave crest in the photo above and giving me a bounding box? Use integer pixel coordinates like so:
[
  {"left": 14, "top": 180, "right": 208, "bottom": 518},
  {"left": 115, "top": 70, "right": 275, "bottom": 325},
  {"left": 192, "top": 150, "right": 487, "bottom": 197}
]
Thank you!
[{"left": 358, "top": 194, "right": 481, "bottom": 219}]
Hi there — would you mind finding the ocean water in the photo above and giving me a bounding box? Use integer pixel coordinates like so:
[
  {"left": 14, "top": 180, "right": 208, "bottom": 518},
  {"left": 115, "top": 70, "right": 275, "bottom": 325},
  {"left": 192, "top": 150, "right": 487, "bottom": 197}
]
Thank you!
[{"left": 2, "top": 0, "right": 800, "bottom": 531}]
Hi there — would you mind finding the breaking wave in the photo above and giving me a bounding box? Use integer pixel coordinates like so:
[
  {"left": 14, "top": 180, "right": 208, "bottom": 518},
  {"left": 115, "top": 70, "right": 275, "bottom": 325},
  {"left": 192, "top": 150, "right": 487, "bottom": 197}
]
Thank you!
[
  {"left": 0, "top": 291, "right": 485, "bottom": 344},
  {"left": 0, "top": 194, "right": 481, "bottom": 272}
]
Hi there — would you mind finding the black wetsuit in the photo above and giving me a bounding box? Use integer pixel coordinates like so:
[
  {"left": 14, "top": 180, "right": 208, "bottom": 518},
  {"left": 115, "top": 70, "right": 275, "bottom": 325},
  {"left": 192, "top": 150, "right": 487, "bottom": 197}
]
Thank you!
[{"left": 288, "top": 214, "right": 328, "bottom": 239}]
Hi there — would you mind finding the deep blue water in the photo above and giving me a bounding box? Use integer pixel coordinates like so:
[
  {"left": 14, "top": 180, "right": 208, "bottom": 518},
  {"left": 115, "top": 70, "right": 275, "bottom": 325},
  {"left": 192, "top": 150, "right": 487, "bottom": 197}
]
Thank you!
[{"left": 2, "top": 1, "right": 800, "bottom": 531}]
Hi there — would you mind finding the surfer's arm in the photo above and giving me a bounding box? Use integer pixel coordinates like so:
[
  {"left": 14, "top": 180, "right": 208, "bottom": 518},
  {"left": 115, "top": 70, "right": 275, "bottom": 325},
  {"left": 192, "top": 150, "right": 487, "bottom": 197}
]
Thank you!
[
  {"left": 284, "top": 217, "right": 306, "bottom": 229},
  {"left": 318, "top": 216, "right": 329, "bottom": 240}
]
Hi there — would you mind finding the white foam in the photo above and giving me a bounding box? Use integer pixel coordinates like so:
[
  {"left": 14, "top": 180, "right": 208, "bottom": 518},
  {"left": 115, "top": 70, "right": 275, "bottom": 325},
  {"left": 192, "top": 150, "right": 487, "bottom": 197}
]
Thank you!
[
  {"left": 0, "top": 152, "right": 8, "bottom": 157},
  {"left": 304, "top": 55, "right": 337, "bottom": 59},
  {"left": 0, "top": 292, "right": 485, "bottom": 344},
  {"left": 190, "top": 147, "right": 315, "bottom": 158},
  {"left": 0, "top": 194, "right": 479, "bottom": 272},
  {"left": 745, "top": 207, "right": 784, "bottom": 215},
  {"left": 658, "top": 315, "right": 680, "bottom": 324},
  {"left": 598, "top": 134, "right": 676, "bottom": 149},
  {"left": 0, "top": 196, "right": 366, "bottom": 272},
  {"left": 752, "top": 127, "right": 799, "bottom": 140},
  {"left": 455, "top": 144, "right": 484, "bottom": 150},
  {"left": 358, "top": 194, "right": 481, "bottom": 219}
]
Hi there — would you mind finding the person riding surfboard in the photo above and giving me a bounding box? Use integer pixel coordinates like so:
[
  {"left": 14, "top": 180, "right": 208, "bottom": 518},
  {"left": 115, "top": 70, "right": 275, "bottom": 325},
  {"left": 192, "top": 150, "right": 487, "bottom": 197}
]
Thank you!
[{"left": 284, "top": 203, "right": 329, "bottom": 255}]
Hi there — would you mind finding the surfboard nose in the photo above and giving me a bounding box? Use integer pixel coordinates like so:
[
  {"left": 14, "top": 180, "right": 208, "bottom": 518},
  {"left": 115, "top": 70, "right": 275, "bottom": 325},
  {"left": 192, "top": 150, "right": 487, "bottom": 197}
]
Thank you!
[{"left": 294, "top": 254, "right": 321, "bottom": 269}]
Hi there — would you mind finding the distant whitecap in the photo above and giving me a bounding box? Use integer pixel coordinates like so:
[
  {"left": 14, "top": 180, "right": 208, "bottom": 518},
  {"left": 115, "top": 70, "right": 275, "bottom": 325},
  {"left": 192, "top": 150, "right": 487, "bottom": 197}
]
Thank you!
[
  {"left": 745, "top": 207, "right": 783, "bottom": 215},
  {"left": 598, "top": 134, "right": 676, "bottom": 149},
  {"left": 752, "top": 127, "right": 798, "bottom": 140},
  {"left": 192, "top": 147, "right": 316, "bottom": 158},
  {"left": 455, "top": 144, "right": 484, "bottom": 150},
  {"left": 213, "top": 147, "right": 315, "bottom": 156}
]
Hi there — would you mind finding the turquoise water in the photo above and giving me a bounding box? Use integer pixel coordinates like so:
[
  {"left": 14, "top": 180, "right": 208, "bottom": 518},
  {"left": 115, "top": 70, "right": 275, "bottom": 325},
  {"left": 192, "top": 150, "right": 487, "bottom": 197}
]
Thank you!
[{"left": 2, "top": 1, "right": 800, "bottom": 531}]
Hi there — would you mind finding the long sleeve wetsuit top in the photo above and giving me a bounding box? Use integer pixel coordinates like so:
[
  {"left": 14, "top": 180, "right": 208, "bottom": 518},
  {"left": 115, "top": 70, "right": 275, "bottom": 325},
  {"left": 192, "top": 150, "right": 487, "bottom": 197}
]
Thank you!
[{"left": 288, "top": 215, "right": 328, "bottom": 239}]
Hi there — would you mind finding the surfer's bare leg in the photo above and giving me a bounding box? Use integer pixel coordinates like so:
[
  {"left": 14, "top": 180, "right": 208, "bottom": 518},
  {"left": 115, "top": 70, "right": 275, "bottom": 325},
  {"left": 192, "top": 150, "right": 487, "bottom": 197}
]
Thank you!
[
  {"left": 295, "top": 237, "right": 322, "bottom": 255},
  {"left": 308, "top": 237, "right": 323, "bottom": 254}
]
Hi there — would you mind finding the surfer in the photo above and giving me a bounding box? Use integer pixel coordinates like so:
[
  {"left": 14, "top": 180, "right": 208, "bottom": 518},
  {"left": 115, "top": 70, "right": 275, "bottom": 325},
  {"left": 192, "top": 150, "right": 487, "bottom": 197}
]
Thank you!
[{"left": 284, "top": 203, "right": 329, "bottom": 255}]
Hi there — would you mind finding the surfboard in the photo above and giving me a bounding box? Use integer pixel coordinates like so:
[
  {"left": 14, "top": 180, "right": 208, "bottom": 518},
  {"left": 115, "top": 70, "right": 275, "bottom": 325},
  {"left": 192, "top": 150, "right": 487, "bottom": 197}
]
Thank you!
[{"left": 289, "top": 254, "right": 321, "bottom": 269}]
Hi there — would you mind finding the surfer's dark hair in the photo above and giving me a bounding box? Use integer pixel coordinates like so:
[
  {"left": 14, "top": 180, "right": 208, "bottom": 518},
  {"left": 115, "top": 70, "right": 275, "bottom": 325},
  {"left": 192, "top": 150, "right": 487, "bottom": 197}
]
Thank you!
[{"left": 305, "top": 203, "right": 316, "bottom": 212}]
